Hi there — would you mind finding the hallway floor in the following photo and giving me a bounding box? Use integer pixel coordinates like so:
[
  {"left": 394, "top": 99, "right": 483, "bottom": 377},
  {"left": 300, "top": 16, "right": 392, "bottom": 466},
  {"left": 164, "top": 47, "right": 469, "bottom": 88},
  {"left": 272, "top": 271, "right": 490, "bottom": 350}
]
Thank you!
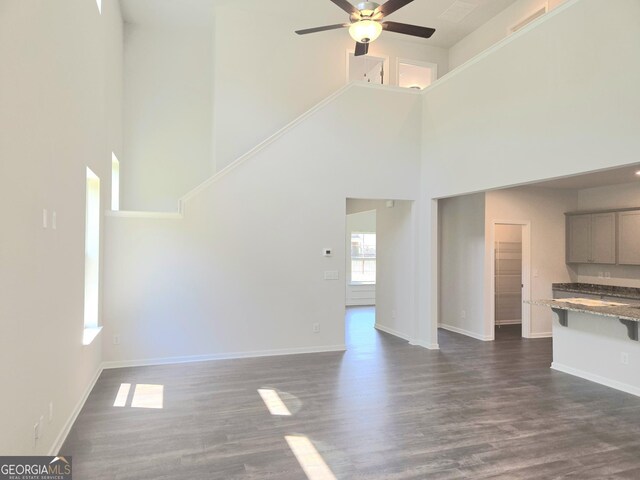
[{"left": 62, "top": 307, "right": 640, "bottom": 479}]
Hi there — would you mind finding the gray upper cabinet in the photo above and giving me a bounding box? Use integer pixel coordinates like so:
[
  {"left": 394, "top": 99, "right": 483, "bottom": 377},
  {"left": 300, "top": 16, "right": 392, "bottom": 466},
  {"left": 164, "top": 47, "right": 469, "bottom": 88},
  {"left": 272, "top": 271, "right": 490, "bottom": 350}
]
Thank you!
[
  {"left": 567, "top": 214, "right": 592, "bottom": 263},
  {"left": 618, "top": 210, "right": 640, "bottom": 265},
  {"left": 566, "top": 212, "right": 616, "bottom": 264}
]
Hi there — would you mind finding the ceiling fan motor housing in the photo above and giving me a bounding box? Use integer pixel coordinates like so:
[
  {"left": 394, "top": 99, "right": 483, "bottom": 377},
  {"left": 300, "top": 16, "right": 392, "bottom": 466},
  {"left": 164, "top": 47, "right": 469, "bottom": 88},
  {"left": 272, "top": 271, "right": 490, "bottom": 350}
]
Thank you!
[{"left": 351, "top": 2, "right": 380, "bottom": 21}]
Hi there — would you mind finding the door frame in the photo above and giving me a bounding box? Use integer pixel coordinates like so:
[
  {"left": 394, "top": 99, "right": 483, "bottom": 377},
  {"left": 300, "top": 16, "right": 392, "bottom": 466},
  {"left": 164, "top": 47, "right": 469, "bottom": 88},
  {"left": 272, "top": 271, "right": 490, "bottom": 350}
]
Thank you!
[
  {"left": 489, "top": 220, "right": 532, "bottom": 339},
  {"left": 396, "top": 58, "right": 438, "bottom": 89},
  {"left": 345, "top": 50, "right": 390, "bottom": 85}
]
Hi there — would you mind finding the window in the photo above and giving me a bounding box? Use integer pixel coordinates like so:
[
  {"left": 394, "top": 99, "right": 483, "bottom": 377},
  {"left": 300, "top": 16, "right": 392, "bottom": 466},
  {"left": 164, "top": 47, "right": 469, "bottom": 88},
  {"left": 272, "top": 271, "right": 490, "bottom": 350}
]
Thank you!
[
  {"left": 111, "top": 152, "right": 120, "bottom": 211},
  {"left": 83, "top": 167, "right": 101, "bottom": 345},
  {"left": 351, "top": 233, "right": 376, "bottom": 284},
  {"left": 398, "top": 60, "right": 437, "bottom": 90}
]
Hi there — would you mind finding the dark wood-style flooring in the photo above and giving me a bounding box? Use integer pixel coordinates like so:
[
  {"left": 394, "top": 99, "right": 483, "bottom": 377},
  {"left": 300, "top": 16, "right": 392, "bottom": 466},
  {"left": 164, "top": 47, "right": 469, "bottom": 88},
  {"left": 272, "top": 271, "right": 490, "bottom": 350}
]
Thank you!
[{"left": 62, "top": 307, "right": 640, "bottom": 479}]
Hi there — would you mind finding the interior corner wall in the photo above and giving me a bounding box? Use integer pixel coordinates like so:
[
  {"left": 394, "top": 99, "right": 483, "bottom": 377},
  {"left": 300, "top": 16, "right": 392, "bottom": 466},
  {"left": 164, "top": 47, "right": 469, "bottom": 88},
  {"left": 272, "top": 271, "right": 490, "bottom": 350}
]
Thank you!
[
  {"left": 375, "top": 200, "right": 415, "bottom": 340},
  {"left": 212, "top": 6, "right": 449, "bottom": 172},
  {"left": 423, "top": 0, "right": 640, "bottom": 200},
  {"left": 0, "top": 0, "right": 123, "bottom": 455},
  {"left": 448, "top": 0, "right": 569, "bottom": 70},
  {"left": 485, "top": 187, "right": 578, "bottom": 337},
  {"left": 438, "top": 193, "right": 487, "bottom": 339},
  {"left": 576, "top": 182, "right": 640, "bottom": 287},
  {"left": 122, "top": 24, "right": 213, "bottom": 212},
  {"left": 103, "top": 86, "right": 422, "bottom": 365}
]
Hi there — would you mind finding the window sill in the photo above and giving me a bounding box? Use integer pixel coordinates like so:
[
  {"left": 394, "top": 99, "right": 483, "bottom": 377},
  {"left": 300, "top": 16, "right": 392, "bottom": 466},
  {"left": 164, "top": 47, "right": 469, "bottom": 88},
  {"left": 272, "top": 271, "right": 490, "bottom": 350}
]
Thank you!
[
  {"left": 83, "top": 326, "right": 103, "bottom": 346},
  {"left": 349, "top": 282, "right": 376, "bottom": 286}
]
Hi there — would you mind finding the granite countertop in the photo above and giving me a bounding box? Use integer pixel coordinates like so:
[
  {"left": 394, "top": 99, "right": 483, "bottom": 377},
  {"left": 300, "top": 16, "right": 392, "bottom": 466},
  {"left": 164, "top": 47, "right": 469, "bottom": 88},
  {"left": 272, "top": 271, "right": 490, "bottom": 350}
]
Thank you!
[
  {"left": 552, "top": 283, "right": 640, "bottom": 300},
  {"left": 529, "top": 298, "right": 640, "bottom": 323}
]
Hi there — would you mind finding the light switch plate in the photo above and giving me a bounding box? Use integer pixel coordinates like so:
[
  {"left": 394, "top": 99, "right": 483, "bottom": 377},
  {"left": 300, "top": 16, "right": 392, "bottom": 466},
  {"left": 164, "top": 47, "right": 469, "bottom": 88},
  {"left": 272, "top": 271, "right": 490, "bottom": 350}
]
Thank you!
[{"left": 324, "top": 271, "right": 339, "bottom": 280}]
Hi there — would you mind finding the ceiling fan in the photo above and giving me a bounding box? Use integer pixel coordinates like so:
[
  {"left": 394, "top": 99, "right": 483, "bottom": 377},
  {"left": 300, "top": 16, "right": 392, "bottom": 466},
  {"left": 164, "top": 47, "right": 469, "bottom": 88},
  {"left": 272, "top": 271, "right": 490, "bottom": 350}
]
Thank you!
[{"left": 295, "top": 0, "right": 436, "bottom": 57}]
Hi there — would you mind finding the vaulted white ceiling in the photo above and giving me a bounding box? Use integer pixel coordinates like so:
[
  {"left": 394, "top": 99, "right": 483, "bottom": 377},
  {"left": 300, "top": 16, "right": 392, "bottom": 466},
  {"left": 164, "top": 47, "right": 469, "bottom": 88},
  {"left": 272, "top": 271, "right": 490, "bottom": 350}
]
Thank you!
[{"left": 119, "top": 0, "right": 520, "bottom": 48}]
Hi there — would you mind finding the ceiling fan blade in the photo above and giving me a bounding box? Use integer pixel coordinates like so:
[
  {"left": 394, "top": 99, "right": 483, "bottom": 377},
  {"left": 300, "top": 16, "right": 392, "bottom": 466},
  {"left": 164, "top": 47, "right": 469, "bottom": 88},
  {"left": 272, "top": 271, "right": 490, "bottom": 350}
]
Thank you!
[
  {"left": 295, "top": 23, "right": 350, "bottom": 35},
  {"left": 375, "top": 0, "right": 415, "bottom": 17},
  {"left": 329, "top": 0, "right": 359, "bottom": 15},
  {"left": 354, "top": 42, "right": 369, "bottom": 57},
  {"left": 382, "top": 21, "right": 436, "bottom": 39}
]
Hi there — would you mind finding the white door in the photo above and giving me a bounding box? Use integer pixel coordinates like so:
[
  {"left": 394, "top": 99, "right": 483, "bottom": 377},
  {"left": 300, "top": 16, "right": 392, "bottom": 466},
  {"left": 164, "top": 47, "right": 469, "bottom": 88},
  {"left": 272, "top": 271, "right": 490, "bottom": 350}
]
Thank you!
[{"left": 348, "top": 53, "right": 385, "bottom": 84}]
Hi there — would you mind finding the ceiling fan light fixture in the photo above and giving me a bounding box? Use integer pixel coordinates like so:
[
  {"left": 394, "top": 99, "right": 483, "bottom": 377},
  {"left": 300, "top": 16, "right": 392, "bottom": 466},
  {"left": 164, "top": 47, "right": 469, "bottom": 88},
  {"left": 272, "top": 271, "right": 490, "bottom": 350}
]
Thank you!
[{"left": 349, "top": 20, "right": 382, "bottom": 44}]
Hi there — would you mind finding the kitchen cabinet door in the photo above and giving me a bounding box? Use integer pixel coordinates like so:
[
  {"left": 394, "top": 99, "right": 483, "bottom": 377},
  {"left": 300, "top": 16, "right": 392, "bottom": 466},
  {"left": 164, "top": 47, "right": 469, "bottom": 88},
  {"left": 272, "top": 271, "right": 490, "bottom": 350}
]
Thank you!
[
  {"left": 567, "top": 214, "right": 591, "bottom": 263},
  {"left": 618, "top": 210, "right": 640, "bottom": 265},
  {"left": 590, "top": 212, "right": 616, "bottom": 264}
]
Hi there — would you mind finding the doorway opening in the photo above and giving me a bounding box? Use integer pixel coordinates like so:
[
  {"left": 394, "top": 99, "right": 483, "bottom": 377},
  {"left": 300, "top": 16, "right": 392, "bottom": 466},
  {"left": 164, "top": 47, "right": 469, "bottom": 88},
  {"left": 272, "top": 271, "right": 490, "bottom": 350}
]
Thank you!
[
  {"left": 491, "top": 221, "right": 531, "bottom": 339},
  {"left": 346, "top": 52, "right": 387, "bottom": 85},
  {"left": 345, "top": 198, "right": 415, "bottom": 347},
  {"left": 397, "top": 59, "right": 437, "bottom": 90}
]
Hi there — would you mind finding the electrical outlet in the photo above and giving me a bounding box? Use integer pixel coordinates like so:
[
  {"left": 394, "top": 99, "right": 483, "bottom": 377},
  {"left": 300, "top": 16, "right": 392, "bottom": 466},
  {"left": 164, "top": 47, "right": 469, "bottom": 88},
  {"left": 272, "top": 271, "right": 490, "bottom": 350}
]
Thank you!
[
  {"left": 461, "top": 310, "right": 467, "bottom": 319},
  {"left": 312, "top": 323, "right": 320, "bottom": 333},
  {"left": 52, "top": 211, "right": 57, "bottom": 230},
  {"left": 392, "top": 310, "right": 397, "bottom": 320},
  {"left": 49, "top": 402, "right": 53, "bottom": 423},
  {"left": 605, "top": 272, "right": 611, "bottom": 279},
  {"left": 621, "top": 352, "right": 629, "bottom": 365},
  {"left": 113, "top": 335, "right": 120, "bottom": 345}
]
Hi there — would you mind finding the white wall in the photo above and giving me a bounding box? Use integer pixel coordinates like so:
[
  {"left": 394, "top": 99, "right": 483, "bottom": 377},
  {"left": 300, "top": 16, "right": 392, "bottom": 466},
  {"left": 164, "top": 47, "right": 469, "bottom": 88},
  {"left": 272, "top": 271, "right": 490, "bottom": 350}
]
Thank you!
[
  {"left": 375, "top": 200, "right": 415, "bottom": 340},
  {"left": 345, "top": 208, "right": 376, "bottom": 307},
  {"left": 421, "top": 0, "right": 640, "bottom": 347},
  {"left": 122, "top": 24, "right": 213, "bottom": 212},
  {"left": 552, "top": 313, "right": 640, "bottom": 396},
  {"left": 485, "top": 187, "right": 578, "bottom": 338},
  {"left": 448, "top": 0, "right": 568, "bottom": 70},
  {"left": 212, "top": 6, "right": 449, "bottom": 171},
  {"left": 103, "top": 85, "right": 422, "bottom": 365},
  {"left": 0, "top": 0, "right": 123, "bottom": 455},
  {"left": 438, "top": 193, "right": 487, "bottom": 339},
  {"left": 576, "top": 181, "right": 640, "bottom": 287}
]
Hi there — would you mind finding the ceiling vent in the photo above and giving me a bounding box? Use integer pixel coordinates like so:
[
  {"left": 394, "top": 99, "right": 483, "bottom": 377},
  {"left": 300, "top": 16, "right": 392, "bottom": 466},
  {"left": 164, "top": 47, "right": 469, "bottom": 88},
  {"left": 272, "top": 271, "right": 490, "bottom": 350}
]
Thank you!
[{"left": 438, "top": 1, "right": 478, "bottom": 24}]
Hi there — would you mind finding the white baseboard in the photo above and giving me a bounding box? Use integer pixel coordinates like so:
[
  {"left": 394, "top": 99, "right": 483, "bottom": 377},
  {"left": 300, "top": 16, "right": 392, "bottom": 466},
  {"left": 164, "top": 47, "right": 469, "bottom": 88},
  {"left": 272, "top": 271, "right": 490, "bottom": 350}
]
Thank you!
[
  {"left": 374, "top": 323, "right": 411, "bottom": 341},
  {"left": 439, "top": 323, "right": 492, "bottom": 341},
  {"left": 551, "top": 362, "right": 640, "bottom": 398},
  {"left": 102, "top": 344, "right": 347, "bottom": 370},
  {"left": 49, "top": 365, "right": 103, "bottom": 455},
  {"left": 409, "top": 339, "right": 440, "bottom": 350},
  {"left": 527, "top": 331, "right": 552, "bottom": 339}
]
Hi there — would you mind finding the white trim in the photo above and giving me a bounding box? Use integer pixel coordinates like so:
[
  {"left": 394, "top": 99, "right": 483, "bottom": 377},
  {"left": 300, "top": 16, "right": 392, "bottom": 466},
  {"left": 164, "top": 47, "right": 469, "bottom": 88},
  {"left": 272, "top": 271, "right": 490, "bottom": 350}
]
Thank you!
[
  {"left": 439, "top": 323, "right": 493, "bottom": 341},
  {"left": 551, "top": 362, "right": 640, "bottom": 398},
  {"left": 489, "top": 220, "right": 532, "bottom": 339},
  {"left": 510, "top": 3, "right": 549, "bottom": 34},
  {"left": 102, "top": 344, "right": 347, "bottom": 370},
  {"left": 345, "top": 49, "right": 390, "bottom": 85},
  {"left": 346, "top": 299, "right": 375, "bottom": 307},
  {"left": 48, "top": 365, "right": 103, "bottom": 455},
  {"left": 375, "top": 323, "right": 411, "bottom": 341},
  {"left": 528, "top": 331, "right": 552, "bottom": 339},
  {"left": 180, "top": 83, "right": 417, "bottom": 210},
  {"left": 410, "top": 339, "right": 440, "bottom": 350},
  {"left": 105, "top": 210, "right": 183, "bottom": 219}
]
